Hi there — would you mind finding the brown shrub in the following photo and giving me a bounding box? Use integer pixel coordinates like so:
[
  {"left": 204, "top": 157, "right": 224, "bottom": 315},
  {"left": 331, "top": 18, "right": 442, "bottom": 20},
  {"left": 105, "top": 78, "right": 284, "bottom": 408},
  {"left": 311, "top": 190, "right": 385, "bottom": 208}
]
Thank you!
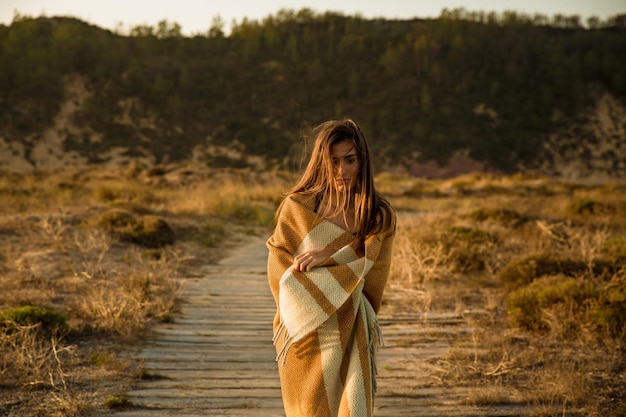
[{"left": 498, "top": 253, "right": 588, "bottom": 289}]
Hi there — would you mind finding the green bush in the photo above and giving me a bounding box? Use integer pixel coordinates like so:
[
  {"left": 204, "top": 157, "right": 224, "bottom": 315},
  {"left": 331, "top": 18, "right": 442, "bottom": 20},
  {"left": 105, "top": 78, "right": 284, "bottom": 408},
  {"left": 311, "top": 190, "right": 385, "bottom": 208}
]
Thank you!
[
  {"left": 591, "top": 302, "right": 626, "bottom": 338},
  {"left": 505, "top": 276, "right": 596, "bottom": 332},
  {"left": 498, "top": 253, "right": 588, "bottom": 289},
  {"left": 506, "top": 288, "right": 543, "bottom": 331},
  {"left": 504, "top": 272, "right": 626, "bottom": 340},
  {"left": 589, "top": 280, "right": 626, "bottom": 337},
  {"left": 535, "top": 277, "right": 596, "bottom": 306},
  {"left": 88, "top": 353, "right": 110, "bottom": 366},
  {"left": 467, "top": 207, "right": 528, "bottom": 227},
  {"left": 601, "top": 237, "right": 626, "bottom": 263},
  {"left": 134, "top": 216, "right": 176, "bottom": 248},
  {"left": 0, "top": 305, "right": 69, "bottom": 337},
  {"left": 103, "top": 395, "right": 134, "bottom": 409},
  {"left": 95, "top": 210, "right": 175, "bottom": 248}
]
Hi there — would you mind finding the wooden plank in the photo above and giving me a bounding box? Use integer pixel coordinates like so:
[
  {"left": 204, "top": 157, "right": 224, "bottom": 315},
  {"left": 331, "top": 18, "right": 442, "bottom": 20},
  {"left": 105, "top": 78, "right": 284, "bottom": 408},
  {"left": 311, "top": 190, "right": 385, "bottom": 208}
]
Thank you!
[{"left": 112, "top": 234, "right": 540, "bottom": 417}]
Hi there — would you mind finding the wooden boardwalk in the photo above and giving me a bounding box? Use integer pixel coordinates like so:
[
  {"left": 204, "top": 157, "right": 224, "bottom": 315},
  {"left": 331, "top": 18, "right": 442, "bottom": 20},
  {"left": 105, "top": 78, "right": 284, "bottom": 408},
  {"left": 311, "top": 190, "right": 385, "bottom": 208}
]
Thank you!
[{"left": 114, "top": 235, "right": 528, "bottom": 417}]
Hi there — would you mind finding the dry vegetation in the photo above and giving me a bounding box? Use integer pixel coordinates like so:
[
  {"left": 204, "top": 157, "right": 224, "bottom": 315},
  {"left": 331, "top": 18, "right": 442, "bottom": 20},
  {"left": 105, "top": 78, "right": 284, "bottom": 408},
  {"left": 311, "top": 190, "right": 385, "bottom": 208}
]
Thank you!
[
  {"left": 378, "top": 172, "right": 626, "bottom": 417},
  {"left": 1, "top": 165, "right": 625, "bottom": 416},
  {"left": 0, "top": 163, "right": 289, "bottom": 416}
]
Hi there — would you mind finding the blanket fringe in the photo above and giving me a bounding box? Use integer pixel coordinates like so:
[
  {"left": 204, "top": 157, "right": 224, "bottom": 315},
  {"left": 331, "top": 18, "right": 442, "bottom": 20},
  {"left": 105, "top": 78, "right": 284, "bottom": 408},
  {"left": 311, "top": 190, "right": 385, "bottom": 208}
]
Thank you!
[
  {"left": 274, "top": 312, "right": 384, "bottom": 401},
  {"left": 273, "top": 321, "right": 294, "bottom": 366},
  {"left": 368, "top": 314, "right": 384, "bottom": 392}
]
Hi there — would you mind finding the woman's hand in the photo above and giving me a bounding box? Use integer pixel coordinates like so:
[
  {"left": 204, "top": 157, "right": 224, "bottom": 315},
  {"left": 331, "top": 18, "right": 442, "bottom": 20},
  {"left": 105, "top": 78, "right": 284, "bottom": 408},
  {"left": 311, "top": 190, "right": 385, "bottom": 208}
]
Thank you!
[{"left": 293, "top": 248, "right": 333, "bottom": 272}]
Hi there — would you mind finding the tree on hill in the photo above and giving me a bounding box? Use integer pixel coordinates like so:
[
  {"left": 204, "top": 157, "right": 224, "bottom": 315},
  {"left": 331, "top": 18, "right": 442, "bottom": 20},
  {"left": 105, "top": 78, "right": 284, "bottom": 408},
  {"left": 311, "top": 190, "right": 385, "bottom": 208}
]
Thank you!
[{"left": 0, "top": 9, "right": 624, "bottom": 175}]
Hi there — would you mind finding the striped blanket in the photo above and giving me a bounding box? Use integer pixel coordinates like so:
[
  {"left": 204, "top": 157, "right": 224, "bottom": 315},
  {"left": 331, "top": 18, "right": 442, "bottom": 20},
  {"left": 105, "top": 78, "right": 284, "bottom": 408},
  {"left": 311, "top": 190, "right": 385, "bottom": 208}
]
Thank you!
[{"left": 267, "top": 193, "right": 395, "bottom": 417}]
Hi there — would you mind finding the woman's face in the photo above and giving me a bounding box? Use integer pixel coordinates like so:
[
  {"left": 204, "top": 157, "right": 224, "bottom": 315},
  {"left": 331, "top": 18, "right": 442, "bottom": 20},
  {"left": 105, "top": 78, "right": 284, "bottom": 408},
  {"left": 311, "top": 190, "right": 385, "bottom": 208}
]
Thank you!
[{"left": 330, "top": 140, "right": 359, "bottom": 192}]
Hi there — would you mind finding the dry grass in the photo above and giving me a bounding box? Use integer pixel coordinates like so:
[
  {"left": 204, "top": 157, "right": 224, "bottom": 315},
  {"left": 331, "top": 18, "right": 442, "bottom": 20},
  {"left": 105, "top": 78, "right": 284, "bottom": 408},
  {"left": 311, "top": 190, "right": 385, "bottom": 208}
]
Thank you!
[
  {"left": 2, "top": 165, "right": 625, "bottom": 415},
  {"left": 0, "top": 163, "right": 291, "bottom": 416},
  {"left": 385, "top": 172, "right": 626, "bottom": 416},
  {"left": 0, "top": 322, "right": 75, "bottom": 389}
]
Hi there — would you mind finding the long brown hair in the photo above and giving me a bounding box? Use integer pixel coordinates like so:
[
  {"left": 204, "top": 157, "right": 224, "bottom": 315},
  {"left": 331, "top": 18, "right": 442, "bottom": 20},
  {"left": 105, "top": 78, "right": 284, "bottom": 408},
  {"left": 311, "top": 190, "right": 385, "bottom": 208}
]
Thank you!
[{"left": 284, "top": 118, "right": 394, "bottom": 238}]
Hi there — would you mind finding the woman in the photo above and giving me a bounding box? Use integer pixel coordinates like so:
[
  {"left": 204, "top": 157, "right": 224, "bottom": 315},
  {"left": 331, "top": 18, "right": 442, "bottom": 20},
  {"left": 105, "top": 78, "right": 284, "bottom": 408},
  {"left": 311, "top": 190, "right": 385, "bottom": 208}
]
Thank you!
[{"left": 266, "top": 118, "right": 396, "bottom": 417}]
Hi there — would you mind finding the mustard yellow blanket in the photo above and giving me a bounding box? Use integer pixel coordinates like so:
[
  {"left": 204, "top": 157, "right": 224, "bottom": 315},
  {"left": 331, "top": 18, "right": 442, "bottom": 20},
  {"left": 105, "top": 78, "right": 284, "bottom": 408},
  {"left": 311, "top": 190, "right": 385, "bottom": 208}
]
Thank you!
[{"left": 267, "top": 193, "right": 395, "bottom": 417}]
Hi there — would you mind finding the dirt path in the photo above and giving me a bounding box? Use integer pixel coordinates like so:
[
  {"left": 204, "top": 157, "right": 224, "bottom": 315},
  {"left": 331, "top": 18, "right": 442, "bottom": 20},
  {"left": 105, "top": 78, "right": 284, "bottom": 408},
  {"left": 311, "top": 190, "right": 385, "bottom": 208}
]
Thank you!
[{"left": 114, "top": 234, "right": 528, "bottom": 417}]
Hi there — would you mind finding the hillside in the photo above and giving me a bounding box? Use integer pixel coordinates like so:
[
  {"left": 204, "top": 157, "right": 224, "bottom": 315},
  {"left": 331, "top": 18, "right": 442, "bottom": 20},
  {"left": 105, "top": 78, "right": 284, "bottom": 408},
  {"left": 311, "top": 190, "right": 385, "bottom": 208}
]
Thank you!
[{"left": 0, "top": 9, "right": 625, "bottom": 178}]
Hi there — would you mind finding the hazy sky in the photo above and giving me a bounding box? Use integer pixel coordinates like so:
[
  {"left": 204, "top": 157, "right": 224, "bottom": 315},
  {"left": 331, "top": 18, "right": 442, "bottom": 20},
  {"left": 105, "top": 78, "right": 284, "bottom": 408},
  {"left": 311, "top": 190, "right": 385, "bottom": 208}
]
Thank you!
[{"left": 1, "top": 0, "right": 624, "bottom": 35}]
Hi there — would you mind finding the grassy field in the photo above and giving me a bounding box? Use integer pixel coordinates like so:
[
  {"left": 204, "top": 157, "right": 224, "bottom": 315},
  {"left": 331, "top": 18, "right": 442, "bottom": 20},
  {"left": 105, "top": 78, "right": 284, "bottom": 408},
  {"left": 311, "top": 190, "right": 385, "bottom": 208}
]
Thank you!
[
  {"left": 1, "top": 165, "right": 625, "bottom": 416},
  {"left": 379, "top": 172, "right": 626, "bottom": 416}
]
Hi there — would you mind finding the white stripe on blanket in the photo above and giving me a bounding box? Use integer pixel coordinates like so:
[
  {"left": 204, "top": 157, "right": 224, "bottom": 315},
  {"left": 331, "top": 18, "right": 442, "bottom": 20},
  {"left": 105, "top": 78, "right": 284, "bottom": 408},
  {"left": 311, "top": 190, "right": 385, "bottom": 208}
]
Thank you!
[
  {"left": 297, "top": 221, "right": 343, "bottom": 255},
  {"left": 319, "top": 314, "right": 342, "bottom": 414}
]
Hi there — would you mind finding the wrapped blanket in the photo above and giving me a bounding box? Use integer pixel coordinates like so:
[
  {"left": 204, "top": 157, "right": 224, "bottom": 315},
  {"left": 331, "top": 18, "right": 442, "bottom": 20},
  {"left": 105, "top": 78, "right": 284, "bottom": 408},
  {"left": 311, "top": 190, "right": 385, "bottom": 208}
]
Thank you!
[{"left": 267, "top": 193, "right": 395, "bottom": 417}]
